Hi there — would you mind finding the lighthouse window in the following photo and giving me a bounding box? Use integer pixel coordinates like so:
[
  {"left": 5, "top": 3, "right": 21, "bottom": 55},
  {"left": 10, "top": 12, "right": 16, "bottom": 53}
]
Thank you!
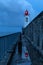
[{"left": 26, "top": 17, "right": 28, "bottom": 22}]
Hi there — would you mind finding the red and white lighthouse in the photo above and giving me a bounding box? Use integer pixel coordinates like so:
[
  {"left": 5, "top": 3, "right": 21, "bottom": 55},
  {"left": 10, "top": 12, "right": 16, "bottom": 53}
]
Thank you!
[
  {"left": 23, "top": 10, "right": 30, "bottom": 28},
  {"left": 24, "top": 10, "right": 29, "bottom": 22}
]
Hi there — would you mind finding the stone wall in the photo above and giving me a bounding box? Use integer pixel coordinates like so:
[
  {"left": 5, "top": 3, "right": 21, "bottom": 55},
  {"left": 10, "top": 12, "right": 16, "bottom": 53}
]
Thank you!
[{"left": 24, "top": 11, "right": 43, "bottom": 55}]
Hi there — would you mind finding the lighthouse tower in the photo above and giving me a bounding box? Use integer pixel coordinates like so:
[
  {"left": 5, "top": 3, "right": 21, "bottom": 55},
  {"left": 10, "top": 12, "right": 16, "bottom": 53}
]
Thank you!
[
  {"left": 22, "top": 10, "right": 30, "bottom": 34},
  {"left": 24, "top": 10, "right": 29, "bottom": 28}
]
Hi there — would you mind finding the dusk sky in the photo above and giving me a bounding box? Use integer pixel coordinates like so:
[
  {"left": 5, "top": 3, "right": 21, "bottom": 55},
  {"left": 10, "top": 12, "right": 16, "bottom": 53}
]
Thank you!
[{"left": 0, "top": 0, "right": 43, "bottom": 36}]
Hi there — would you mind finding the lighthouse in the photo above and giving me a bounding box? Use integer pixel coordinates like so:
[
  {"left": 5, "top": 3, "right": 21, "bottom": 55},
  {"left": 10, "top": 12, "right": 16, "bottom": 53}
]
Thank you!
[
  {"left": 25, "top": 10, "right": 29, "bottom": 22},
  {"left": 24, "top": 10, "right": 30, "bottom": 28},
  {"left": 22, "top": 10, "right": 30, "bottom": 34}
]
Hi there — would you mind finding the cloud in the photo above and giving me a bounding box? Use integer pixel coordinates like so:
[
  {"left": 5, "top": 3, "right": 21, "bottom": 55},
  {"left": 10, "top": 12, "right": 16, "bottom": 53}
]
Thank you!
[{"left": 0, "top": 0, "right": 36, "bottom": 14}]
